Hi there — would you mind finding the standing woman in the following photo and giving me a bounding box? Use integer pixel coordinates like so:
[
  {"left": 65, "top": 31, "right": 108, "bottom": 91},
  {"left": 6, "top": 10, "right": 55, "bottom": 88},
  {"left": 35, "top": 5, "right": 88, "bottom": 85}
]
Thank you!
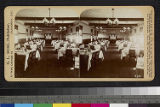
[{"left": 135, "top": 51, "right": 144, "bottom": 78}]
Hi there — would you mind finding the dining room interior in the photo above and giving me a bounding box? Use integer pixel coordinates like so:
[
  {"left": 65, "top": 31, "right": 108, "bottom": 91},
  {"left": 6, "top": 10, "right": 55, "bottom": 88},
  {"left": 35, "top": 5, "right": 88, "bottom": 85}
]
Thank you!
[{"left": 14, "top": 8, "right": 145, "bottom": 78}]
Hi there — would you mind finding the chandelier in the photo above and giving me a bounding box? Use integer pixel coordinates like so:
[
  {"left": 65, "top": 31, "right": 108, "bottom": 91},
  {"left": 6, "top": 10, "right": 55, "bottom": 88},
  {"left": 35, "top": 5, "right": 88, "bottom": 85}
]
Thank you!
[
  {"left": 96, "top": 20, "right": 103, "bottom": 31},
  {"left": 42, "top": 8, "right": 56, "bottom": 25},
  {"left": 120, "top": 27, "right": 131, "bottom": 32},
  {"left": 31, "top": 17, "right": 39, "bottom": 30},
  {"left": 106, "top": 18, "right": 112, "bottom": 25},
  {"left": 56, "top": 26, "right": 67, "bottom": 32},
  {"left": 31, "top": 26, "right": 39, "bottom": 30},
  {"left": 106, "top": 8, "right": 119, "bottom": 25},
  {"left": 56, "top": 20, "right": 67, "bottom": 32},
  {"left": 60, "top": 26, "right": 67, "bottom": 31},
  {"left": 96, "top": 26, "right": 103, "bottom": 30}
]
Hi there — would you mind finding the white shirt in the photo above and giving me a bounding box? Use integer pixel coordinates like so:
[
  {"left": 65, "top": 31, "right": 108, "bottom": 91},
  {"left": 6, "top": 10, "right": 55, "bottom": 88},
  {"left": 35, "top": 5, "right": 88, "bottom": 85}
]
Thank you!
[{"left": 136, "top": 57, "right": 144, "bottom": 69}]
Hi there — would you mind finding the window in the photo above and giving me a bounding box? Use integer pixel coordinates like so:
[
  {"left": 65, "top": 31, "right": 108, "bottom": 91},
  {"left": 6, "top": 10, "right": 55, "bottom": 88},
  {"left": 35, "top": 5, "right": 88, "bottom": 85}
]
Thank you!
[
  {"left": 15, "top": 25, "right": 18, "bottom": 30},
  {"left": 76, "top": 27, "right": 79, "bottom": 32},
  {"left": 79, "top": 25, "right": 83, "bottom": 30},
  {"left": 91, "top": 29, "right": 93, "bottom": 33},
  {"left": 134, "top": 29, "right": 136, "bottom": 33},
  {"left": 140, "top": 27, "right": 143, "bottom": 32}
]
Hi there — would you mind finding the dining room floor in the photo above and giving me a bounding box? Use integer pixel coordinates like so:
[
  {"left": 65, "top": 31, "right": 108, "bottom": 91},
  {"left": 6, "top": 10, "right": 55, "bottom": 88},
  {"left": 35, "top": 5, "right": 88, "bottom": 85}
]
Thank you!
[
  {"left": 80, "top": 43, "right": 143, "bottom": 78},
  {"left": 15, "top": 45, "right": 80, "bottom": 78},
  {"left": 15, "top": 43, "right": 143, "bottom": 78}
]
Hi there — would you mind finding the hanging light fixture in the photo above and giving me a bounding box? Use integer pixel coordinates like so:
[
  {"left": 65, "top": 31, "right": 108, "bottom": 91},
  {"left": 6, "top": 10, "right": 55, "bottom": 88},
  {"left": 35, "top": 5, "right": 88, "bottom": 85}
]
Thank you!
[
  {"left": 42, "top": 8, "right": 56, "bottom": 25},
  {"left": 106, "top": 8, "right": 119, "bottom": 25},
  {"left": 96, "top": 26, "right": 103, "bottom": 30},
  {"left": 31, "top": 26, "right": 39, "bottom": 30},
  {"left": 127, "top": 27, "right": 130, "bottom": 30},
  {"left": 35, "top": 26, "right": 39, "bottom": 29},
  {"left": 31, "top": 17, "right": 39, "bottom": 30},
  {"left": 120, "top": 26, "right": 131, "bottom": 33},
  {"left": 58, "top": 20, "right": 67, "bottom": 31},
  {"left": 31, "top": 26, "right": 35, "bottom": 29},
  {"left": 42, "top": 8, "right": 50, "bottom": 25},
  {"left": 96, "top": 27, "right": 99, "bottom": 29},
  {"left": 50, "top": 17, "right": 56, "bottom": 24},
  {"left": 42, "top": 17, "right": 49, "bottom": 24},
  {"left": 112, "top": 8, "right": 119, "bottom": 25},
  {"left": 123, "top": 27, "right": 127, "bottom": 30},
  {"left": 63, "top": 26, "right": 66, "bottom": 30},
  {"left": 113, "top": 18, "right": 119, "bottom": 25},
  {"left": 58, "top": 26, "right": 67, "bottom": 31},
  {"left": 96, "top": 20, "right": 103, "bottom": 31},
  {"left": 56, "top": 29, "right": 61, "bottom": 32},
  {"left": 106, "top": 18, "right": 112, "bottom": 25}
]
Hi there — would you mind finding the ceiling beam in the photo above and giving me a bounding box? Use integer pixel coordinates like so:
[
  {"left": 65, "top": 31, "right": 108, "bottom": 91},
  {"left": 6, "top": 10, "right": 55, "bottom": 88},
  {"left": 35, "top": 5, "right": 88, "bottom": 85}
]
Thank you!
[
  {"left": 81, "top": 17, "right": 144, "bottom": 21},
  {"left": 16, "top": 17, "right": 79, "bottom": 21},
  {"left": 16, "top": 17, "right": 144, "bottom": 21},
  {"left": 24, "top": 23, "right": 73, "bottom": 28},
  {"left": 89, "top": 23, "right": 138, "bottom": 28}
]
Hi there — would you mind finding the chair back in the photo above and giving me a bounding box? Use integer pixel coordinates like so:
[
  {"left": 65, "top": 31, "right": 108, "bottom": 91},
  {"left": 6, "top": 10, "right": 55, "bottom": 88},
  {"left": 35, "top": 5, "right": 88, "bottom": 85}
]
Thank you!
[
  {"left": 129, "top": 50, "right": 136, "bottom": 57},
  {"left": 66, "top": 49, "right": 73, "bottom": 57}
]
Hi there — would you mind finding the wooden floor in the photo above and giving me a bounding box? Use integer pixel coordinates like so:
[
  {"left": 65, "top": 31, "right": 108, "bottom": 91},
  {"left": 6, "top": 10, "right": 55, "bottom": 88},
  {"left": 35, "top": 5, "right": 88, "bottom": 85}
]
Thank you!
[
  {"left": 15, "top": 43, "right": 144, "bottom": 78},
  {"left": 81, "top": 44, "right": 139, "bottom": 78}
]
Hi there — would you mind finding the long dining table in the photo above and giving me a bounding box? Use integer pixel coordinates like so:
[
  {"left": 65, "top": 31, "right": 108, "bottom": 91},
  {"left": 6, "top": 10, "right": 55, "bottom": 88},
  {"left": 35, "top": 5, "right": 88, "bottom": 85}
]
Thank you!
[
  {"left": 15, "top": 49, "right": 41, "bottom": 71},
  {"left": 79, "top": 49, "right": 103, "bottom": 72}
]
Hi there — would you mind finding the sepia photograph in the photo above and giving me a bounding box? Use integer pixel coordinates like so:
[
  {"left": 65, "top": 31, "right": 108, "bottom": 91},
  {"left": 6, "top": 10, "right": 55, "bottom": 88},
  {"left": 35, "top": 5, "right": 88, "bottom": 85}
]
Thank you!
[{"left": 4, "top": 6, "right": 154, "bottom": 81}]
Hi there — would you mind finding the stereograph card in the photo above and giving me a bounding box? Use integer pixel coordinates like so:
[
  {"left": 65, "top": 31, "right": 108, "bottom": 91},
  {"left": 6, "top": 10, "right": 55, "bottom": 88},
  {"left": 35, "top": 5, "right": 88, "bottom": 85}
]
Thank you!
[{"left": 4, "top": 6, "right": 154, "bottom": 81}]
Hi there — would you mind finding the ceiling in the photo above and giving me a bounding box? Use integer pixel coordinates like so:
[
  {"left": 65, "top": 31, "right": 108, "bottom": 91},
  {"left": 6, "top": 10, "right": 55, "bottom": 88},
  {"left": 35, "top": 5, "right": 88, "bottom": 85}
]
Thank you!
[
  {"left": 16, "top": 8, "right": 143, "bottom": 18},
  {"left": 15, "top": 8, "right": 144, "bottom": 28},
  {"left": 16, "top": 8, "right": 79, "bottom": 17},
  {"left": 80, "top": 8, "right": 143, "bottom": 18}
]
